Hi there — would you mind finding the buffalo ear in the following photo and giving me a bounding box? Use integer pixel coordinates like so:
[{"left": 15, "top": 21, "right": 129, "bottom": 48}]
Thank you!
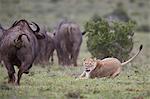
[{"left": 35, "top": 33, "right": 45, "bottom": 39}]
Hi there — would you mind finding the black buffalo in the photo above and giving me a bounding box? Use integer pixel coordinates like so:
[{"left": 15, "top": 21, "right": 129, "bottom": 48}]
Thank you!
[
  {"left": 34, "top": 26, "right": 55, "bottom": 65},
  {"left": 0, "top": 24, "right": 5, "bottom": 65},
  {"left": 0, "top": 19, "right": 44, "bottom": 85},
  {"left": 54, "top": 20, "right": 86, "bottom": 66}
]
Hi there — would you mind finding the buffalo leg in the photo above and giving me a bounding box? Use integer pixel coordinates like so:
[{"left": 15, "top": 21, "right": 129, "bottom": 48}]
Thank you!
[
  {"left": 72, "top": 44, "right": 80, "bottom": 66},
  {"left": 48, "top": 49, "right": 55, "bottom": 65},
  {"left": 24, "top": 64, "right": 32, "bottom": 74},
  {"left": 56, "top": 50, "right": 63, "bottom": 65},
  {"left": 16, "top": 69, "right": 23, "bottom": 85},
  {"left": 63, "top": 51, "right": 70, "bottom": 66},
  {"left": 55, "top": 44, "right": 63, "bottom": 65},
  {"left": 61, "top": 44, "right": 70, "bottom": 66},
  {"left": 4, "top": 62, "right": 15, "bottom": 83},
  {"left": 16, "top": 64, "right": 32, "bottom": 85},
  {"left": 55, "top": 44, "right": 60, "bottom": 65},
  {"left": 50, "top": 52, "right": 54, "bottom": 65}
]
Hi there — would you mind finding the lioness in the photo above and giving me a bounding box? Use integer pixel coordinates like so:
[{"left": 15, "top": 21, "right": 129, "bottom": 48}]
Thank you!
[{"left": 79, "top": 45, "right": 143, "bottom": 79}]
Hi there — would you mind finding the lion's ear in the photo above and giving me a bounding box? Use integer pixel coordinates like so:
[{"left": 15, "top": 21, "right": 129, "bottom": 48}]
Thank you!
[
  {"left": 83, "top": 58, "right": 86, "bottom": 61},
  {"left": 93, "top": 58, "right": 97, "bottom": 61}
]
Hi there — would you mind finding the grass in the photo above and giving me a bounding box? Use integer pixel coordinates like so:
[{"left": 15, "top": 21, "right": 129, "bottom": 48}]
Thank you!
[
  {"left": 0, "top": 0, "right": 150, "bottom": 98},
  {"left": 0, "top": 33, "right": 150, "bottom": 99},
  {"left": 0, "top": 66, "right": 150, "bottom": 99}
]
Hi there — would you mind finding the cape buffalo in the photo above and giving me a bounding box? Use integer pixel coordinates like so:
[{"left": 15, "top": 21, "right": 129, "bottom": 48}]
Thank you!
[
  {"left": 54, "top": 20, "right": 86, "bottom": 66},
  {"left": 46, "top": 31, "right": 55, "bottom": 64},
  {"left": 0, "top": 24, "right": 5, "bottom": 40},
  {"left": 34, "top": 27, "right": 55, "bottom": 65},
  {"left": 0, "top": 19, "right": 45, "bottom": 85},
  {"left": 0, "top": 24, "right": 4, "bottom": 64},
  {"left": 0, "top": 24, "right": 6, "bottom": 65}
]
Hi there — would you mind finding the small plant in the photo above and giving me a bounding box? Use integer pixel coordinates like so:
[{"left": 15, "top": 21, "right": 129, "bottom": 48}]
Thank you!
[{"left": 84, "top": 15, "right": 136, "bottom": 61}]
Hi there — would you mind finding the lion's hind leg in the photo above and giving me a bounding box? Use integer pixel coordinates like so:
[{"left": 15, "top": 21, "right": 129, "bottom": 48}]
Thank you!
[{"left": 111, "top": 68, "right": 121, "bottom": 78}]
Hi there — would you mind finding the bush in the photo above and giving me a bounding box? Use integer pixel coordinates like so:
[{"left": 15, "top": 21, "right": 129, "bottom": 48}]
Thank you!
[{"left": 84, "top": 15, "right": 136, "bottom": 62}]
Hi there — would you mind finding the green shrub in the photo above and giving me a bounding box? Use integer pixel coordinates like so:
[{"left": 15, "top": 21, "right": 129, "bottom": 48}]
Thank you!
[{"left": 84, "top": 15, "right": 136, "bottom": 62}]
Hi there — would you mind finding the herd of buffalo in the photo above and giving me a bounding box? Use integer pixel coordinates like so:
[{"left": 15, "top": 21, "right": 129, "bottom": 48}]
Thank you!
[{"left": 0, "top": 19, "right": 86, "bottom": 85}]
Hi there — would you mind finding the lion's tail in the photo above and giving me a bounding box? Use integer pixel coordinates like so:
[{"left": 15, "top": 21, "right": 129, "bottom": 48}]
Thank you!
[{"left": 121, "top": 45, "right": 143, "bottom": 66}]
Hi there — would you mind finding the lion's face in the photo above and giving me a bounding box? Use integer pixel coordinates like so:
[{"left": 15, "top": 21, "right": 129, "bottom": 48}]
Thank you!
[{"left": 83, "top": 58, "right": 97, "bottom": 72}]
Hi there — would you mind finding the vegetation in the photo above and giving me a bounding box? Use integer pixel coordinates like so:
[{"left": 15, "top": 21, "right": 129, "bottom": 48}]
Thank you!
[
  {"left": 0, "top": 0, "right": 150, "bottom": 99},
  {"left": 84, "top": 15, "right": 136, "bottom": 61},
  {"left": 0, "top": 33, "right": 150, "bottom": 99}
]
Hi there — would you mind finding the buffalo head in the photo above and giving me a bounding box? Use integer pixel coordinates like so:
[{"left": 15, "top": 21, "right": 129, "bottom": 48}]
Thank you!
[{"left": 11, "top": 19, "right": 45, "bottom": 39}]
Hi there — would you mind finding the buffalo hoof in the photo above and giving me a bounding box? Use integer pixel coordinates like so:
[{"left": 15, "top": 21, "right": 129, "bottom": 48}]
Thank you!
[
  {"left": 8, "top": 78, "right": 16, "bottom": 84},
  {"left": 8, "top": 80, "right": 15, "bottom": 84},
  {"left": 15, "top": 82, "right": 20, "bottom": 86}
]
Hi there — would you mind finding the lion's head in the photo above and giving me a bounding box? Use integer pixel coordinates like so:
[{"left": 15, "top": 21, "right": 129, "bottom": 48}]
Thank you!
[{"left": 83, "top": 58, "right": 97, "bottom": 72}]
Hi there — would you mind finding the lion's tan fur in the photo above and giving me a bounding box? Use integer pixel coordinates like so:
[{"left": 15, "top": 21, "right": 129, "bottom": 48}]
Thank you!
[
  {"left": 89, "top": 58, "right": 122, "bottom": 78},
  {"left": 79, "top": 45, "right": 143, "bottom": 79}
]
